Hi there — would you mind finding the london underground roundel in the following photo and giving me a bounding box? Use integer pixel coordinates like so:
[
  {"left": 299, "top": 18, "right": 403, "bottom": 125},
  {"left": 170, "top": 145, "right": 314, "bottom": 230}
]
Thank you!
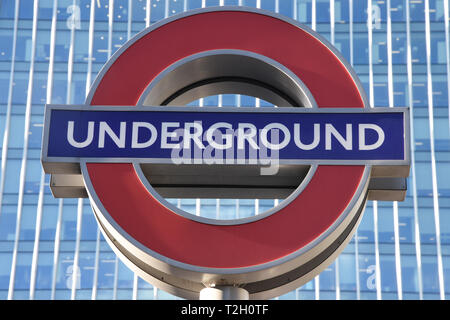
[{"left": 41, "top": 7, "right": 410, "bottom": 299}]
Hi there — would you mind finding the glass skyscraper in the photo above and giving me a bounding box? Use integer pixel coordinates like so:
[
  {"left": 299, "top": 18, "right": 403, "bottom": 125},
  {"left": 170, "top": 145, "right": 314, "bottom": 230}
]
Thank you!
[{"left": 0, "top": 0, "right": 450, "bottom": 300}]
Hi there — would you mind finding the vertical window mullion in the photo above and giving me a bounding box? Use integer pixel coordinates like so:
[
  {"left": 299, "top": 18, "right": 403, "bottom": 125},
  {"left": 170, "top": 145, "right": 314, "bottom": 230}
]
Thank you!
[
  {"left": 349, "top": 0, "right": 361, "bottom": 301},
  {"left": 71, "top": 198, "right": 83, "bottom": 300},
  {"left": 405, "top": 0, "right": 424, "bottom": 300},
  {"left": 51, "top": 199, "right": 64, "bottom": 299},
  {"left": 127, "top": 0, "right": 132, "bottom": 41},
  {"left": 367, "top": 0, "right": 382, "bottom": 301},
  {"left": 86, "top": 0, "right": 96, "bottom": 95},
  {"left": 132, "top": 273, "right": 138, "bottom": 300},
  {"left": 386, "top": 0, "right": 403, "bottom": 301},
  {"left": 68, "top": 0, "right": 85, "bottom": 300},
  {"left": 32, "top": 0, "right": 59, "bottom": 300},
  {"left": 146, "top": 0, "right": 151, "bottom": 28},
  {"left": 29, "top": 172, "right": 46, "bottom": 300},
  {"left": 424, "top": 0, "right": 446, "bottom": 300},
  {"left": 108, "top": 0, "right": 119, "bottom": 301},
  {"left": 91, "top": 228, "right": 101, "bottom": 300},
  {"left": 29, "top": 0, "right": 59, "bottom": 298},
  {"left": 127, "top": 0, "right": 139, "bottom": 299},
  {"left": 87, "top": 0, "right": 101, "bottom": 301},
  {"left": 329, "top": 0, "right": 340, "bottom": 301},
  {"left": 446, "top": 0, "right": 450, "bottom": 139},
  {"left": 311, "top": 0, "right": 319, "bottom": 301},
  {"left": 0, "top": 0, "right": 20, "bottom": 211},
  {"left": 312, "top": 0, "right": 316, "bottom": 31},
  {"left": 8, "top": 0, "right": 40, "bottom": 301}
]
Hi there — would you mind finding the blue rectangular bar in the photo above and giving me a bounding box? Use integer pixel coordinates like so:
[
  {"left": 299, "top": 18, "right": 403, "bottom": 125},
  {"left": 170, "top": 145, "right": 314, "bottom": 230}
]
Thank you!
[{"left": 44, "top": 106, "right": 407, "bottom": 163}]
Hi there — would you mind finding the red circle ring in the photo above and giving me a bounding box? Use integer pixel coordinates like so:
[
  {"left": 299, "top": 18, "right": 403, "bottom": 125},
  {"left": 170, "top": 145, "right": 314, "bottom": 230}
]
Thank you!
[{"left": 81, "top": 7, "right": 370, "bottom": 298}]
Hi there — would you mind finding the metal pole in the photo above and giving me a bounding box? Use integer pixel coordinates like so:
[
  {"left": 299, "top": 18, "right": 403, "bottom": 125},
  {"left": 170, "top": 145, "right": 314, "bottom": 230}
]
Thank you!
[{"left": 199, "top": 286, "right": 249, "bottom": 300}]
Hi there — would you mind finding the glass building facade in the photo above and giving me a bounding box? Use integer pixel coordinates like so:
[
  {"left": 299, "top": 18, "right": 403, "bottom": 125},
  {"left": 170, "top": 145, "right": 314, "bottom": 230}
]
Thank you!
[{"left": 0, "top": 0, "right": 450, "bottom": 300}]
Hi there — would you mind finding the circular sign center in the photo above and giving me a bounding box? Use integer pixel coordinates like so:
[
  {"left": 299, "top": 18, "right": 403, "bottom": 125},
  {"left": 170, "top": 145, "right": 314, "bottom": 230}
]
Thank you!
[{"left": 134, "top": 49, "right": 318, "bottom": 224}]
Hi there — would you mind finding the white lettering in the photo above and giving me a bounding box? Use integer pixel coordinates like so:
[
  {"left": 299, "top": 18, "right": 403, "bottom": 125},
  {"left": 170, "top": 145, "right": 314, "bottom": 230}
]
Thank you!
[
  {"left": 325, "top": 123, "right": 352, "bottom": 150},
  {"left": 131, "top": 122, "right": 157, "bottom": 148},
  {"left": 359, "top": 123, "right": 385, "bottom": 150},
  {"left": 65, "top": 119, "right": 390, "bottom": 155},
  {"left": 183, "top": 122, "right": 205, "bottom": 149},
  {"left": 67, "top": 121, "right": 94, "bottom": 148},
  {"left": 294, "top": 123, "right": 320, "bottom": 150},
  {"left": 237, "top": 123, "right": 259, "bottom": 150},
  {"left": 98, "top": 121, "right": 126, "bottom": 148},
  {"left": 206, "top": 122, "right": 233, "bottom": 150},
  {"left": 260, "top": 123, "right": 290, "bottom": 150},
  {"left": 161, "top": 122, "right": 181, "bottom": 149}
]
